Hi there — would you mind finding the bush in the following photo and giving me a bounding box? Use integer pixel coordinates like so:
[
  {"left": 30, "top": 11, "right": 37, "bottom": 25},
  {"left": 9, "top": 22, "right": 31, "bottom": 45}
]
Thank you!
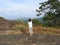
[
  {"left": 18, "top": 26, "right": 26, "bottom": 33},
  {"left": 15, "top": 25, "right": 26, "bottom": 33},
  {"left": 42, "top": 22, "right": 52, "bottom": 27},
  {"left": 32, "top": 19, "right": 41, "bottom": 26}
]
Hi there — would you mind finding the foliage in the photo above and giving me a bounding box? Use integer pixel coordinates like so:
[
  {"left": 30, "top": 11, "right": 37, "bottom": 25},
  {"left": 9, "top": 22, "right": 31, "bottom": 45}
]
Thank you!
[
  {"left": 42, "top": 22, "right": 52, "bottom": 27},
  {"left": 16, "top": 20, "right": 28, "bottom": 26},
  {"left": 32, "top": 19, "right": 41, "bottom": 26},
  {"left": 36, "top": 0, "right": 60, "bottom": 26}
]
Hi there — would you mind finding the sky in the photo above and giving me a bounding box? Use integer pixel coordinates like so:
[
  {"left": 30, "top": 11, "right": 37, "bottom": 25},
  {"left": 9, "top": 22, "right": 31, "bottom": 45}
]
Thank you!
[{"left": 0, "top": 0, "right": 47, "bottom": 20}]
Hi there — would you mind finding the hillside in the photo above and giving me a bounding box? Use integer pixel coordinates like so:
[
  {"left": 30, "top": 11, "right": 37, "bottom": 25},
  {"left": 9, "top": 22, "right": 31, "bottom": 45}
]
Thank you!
[
  {"left": 0, "top": 17, "right": 28, "bottom": 29},
  {"left": 0, "top": 17, "right": 17, "bottom": 29}
]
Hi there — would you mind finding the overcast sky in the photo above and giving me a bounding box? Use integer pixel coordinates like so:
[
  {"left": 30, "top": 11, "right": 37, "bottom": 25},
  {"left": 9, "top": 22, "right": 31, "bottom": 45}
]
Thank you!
[{"left": 0, "top": 0, "right": 47, "bottom": 19}]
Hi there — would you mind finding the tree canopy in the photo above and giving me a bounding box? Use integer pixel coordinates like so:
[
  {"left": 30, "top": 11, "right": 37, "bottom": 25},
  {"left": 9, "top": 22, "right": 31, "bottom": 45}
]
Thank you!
[{"left": 36, "top": 0, "right": 60, "bottom": 26}]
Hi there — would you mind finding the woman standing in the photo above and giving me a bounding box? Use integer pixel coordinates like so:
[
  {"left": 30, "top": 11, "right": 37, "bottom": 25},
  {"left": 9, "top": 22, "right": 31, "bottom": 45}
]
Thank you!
[{"left": 28, "top": 18, "right": 33, "bottom": 36}]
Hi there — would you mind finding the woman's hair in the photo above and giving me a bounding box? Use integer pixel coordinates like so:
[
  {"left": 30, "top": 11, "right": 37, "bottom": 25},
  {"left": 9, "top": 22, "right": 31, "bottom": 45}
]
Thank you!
[{"left": 28, "top": 18, "right": 32, "bottom": 22}]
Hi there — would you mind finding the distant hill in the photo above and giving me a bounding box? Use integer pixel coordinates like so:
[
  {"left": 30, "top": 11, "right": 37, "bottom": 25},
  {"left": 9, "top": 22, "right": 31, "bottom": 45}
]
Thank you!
[
  {"left": 33, "top": 17, "right": 43, "bottom": 23},
  {"left": 0, "top": 17, "right": 6, "bottom": 20},
  {"left": 0, "top": 17, "right": 16, "bottom": 29},
  {"left": 12, "top": 17, "right": 29, "bottom": 21}
]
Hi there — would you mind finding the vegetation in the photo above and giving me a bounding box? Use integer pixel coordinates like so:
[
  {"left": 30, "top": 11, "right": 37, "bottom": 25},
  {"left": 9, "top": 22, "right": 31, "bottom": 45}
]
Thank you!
[
  {"left": 0, "top": 17, "right": 6, "bottom": 20},
  {"left": 36, "top": 0, "right": 60, "bottom": 26},
  {"left": 32, "top": 19, "right": 41, "bottom": 26},
  {"left": 0, "top": 16, "right": 60, "bottom": 35}
]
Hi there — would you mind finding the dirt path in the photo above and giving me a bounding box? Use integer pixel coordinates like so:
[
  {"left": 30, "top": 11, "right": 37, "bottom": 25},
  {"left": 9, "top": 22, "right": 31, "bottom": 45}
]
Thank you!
[{"left": 0, "top": 34, "right": 60, "bottom": 45}]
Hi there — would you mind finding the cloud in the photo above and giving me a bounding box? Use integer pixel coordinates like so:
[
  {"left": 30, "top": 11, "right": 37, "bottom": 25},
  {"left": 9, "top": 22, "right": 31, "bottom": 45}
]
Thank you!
[{"left": 0, "top": 0, "right": 47, "bottom": 19}]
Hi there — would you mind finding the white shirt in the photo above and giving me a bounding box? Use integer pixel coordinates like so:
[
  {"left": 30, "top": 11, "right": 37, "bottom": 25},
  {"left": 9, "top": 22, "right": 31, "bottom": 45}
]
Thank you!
[{"left": 28, "top": 21, "right": 32, "bottom": 27}]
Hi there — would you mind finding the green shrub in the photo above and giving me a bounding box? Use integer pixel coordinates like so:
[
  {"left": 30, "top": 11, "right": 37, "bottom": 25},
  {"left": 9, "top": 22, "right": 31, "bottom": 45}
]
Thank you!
[
  {"left": 32, "top": 19, "right": 41, "bottom": 26},
  {"left": 42, "top": 22, "right": 52, "bottom": 27}
]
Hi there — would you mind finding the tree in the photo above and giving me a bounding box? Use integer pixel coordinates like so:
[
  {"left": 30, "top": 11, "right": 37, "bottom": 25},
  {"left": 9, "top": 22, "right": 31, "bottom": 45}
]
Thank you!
[{"left": 36, "top": 0, "right": 60, "bottom": 26}]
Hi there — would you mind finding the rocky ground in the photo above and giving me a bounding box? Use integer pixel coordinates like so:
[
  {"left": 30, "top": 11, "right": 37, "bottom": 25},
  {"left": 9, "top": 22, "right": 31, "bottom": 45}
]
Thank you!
[{"left": 0, "top": 33, "right": 60, "bottom": 45}]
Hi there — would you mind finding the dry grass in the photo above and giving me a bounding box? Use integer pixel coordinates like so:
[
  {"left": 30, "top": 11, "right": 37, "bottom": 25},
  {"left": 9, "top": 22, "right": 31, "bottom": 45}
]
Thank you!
[
  {"left": 33, "top": 27, "right": 60, "bottom": 35},
  {"left": 0, "top": 26, "right": 60, "bottom": 35}
]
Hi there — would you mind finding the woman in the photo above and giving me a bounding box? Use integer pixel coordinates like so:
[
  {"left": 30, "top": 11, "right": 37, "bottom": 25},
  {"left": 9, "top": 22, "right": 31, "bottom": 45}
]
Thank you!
[{"left": 28, "top": 18, "right": 33, "bottom": 36}]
